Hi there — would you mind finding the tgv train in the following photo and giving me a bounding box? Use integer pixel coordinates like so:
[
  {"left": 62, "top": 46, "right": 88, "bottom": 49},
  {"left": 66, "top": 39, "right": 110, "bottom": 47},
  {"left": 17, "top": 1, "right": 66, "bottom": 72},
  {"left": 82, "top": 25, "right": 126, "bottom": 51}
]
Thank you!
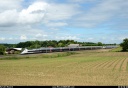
[{"left": 20, "top": 46, "right": 118, "bottom": 55}]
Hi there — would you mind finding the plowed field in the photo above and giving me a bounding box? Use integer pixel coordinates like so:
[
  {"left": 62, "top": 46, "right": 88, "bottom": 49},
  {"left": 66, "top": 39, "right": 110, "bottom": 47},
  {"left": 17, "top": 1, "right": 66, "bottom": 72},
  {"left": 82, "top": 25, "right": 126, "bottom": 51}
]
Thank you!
[{"left": 0, "top": 49, "right": 128, "bottom": 86}]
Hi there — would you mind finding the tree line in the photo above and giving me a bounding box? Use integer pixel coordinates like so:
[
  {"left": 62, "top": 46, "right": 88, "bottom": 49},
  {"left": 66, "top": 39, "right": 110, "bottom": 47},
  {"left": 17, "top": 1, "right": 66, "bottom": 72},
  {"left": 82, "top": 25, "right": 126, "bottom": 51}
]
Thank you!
[{"left": 16, "top": 40, "right": 107, "bottom": 49}]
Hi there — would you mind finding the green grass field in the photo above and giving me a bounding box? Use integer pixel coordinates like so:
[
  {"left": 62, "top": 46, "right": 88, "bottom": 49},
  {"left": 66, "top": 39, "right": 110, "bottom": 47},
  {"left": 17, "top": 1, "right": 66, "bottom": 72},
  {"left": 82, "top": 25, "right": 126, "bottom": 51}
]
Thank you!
[{"left": 0, "top": 49, "right": 128, "bottom": 86}]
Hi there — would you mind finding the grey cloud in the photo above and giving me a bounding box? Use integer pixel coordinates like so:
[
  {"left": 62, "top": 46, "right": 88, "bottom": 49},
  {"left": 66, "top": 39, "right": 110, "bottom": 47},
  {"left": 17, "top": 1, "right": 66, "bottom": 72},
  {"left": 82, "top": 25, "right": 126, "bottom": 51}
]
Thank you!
[{"left": 31, "top": 10, "right": 46, "bottom": 14}]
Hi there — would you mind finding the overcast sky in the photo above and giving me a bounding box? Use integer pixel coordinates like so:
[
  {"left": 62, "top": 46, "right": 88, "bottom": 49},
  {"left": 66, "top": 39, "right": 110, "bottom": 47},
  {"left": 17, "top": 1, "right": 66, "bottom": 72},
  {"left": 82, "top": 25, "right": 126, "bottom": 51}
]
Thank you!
[{"left": 0, "top": 0, "right": 128, "bottom": 44}]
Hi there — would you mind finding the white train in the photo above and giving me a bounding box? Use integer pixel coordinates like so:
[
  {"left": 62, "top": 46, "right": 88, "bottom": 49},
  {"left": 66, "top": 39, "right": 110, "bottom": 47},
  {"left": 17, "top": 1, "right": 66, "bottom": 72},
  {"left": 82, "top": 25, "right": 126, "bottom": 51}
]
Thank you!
[{"left": 21, "top": 46, "right": 118, "bottom": 55}]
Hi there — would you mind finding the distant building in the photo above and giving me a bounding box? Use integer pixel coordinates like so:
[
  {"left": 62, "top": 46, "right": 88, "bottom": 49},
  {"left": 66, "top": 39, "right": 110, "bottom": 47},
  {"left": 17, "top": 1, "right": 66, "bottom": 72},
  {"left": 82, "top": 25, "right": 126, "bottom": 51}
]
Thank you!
[
  {"left": 5, "top": 48, "right": 22, "bottom": 54},
  {"left": 68, "top": 44, "right": 80, "bottom": 48}
]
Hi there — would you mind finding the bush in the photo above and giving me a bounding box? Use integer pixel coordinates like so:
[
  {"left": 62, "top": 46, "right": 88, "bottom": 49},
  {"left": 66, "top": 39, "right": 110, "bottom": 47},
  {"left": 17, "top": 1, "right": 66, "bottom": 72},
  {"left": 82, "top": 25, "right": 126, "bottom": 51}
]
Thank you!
[
  {"left": 0, "top": 45, "right": 5, "bottom": 55},
  {"left": 120, "top": 38, "right": 128, "bottom": 51}
]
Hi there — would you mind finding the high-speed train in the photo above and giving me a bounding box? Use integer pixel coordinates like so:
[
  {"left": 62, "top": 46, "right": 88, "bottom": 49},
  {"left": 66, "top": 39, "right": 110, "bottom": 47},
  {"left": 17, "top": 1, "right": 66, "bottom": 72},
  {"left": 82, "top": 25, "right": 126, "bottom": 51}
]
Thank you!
[{"left": 20, "top": 46, "right": 118, "bottom": 55}]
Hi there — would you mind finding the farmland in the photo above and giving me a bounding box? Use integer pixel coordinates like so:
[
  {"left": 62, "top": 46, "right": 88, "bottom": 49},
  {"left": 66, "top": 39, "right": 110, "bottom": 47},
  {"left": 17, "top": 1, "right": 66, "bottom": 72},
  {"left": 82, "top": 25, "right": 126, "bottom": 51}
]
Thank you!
[{"left": 0, "top": 49, "right": 128, "bottom": 86}]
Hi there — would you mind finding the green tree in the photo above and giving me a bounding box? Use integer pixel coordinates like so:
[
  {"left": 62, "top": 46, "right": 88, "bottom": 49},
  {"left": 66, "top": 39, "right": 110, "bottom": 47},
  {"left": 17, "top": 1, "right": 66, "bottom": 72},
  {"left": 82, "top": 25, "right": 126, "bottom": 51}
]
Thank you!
[
  {"left": 120, "top": 38, "right": 128, "bottom": 51},
  {"left": 58, "top": 43, "right": 64, "bottom": 47},
  {"left": 97, "top": 42, "right": 103, "bottom": 46},
  {"left": 0, "top": 45, "right": 5, "bottom": 55}
]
